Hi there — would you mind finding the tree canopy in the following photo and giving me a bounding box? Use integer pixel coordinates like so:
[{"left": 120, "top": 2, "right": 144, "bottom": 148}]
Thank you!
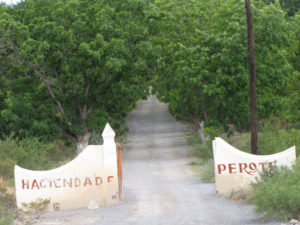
[
  {"left": 1, "top": 0, "right": 158, "bottom": 152},
  {"left": 152, "top": 0, "right": 298, "bottom": 130},
  {"left": 0, "top": 0, "right": 299, "bottom": 152}
]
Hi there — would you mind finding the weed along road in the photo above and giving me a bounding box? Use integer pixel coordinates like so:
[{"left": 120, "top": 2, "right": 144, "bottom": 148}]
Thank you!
[{"left": 38, "top": 96, "right": 282, "bottom": 225}]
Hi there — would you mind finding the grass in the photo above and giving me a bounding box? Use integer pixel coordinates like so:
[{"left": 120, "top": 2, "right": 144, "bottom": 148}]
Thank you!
[
  {"left": 0, "top": 185, "right": 15, "bottom": 225},
  {"left": 184, "top": 124, "right": 215, "bottom": 183},
  {"left": 0, "top": 204, "right": 14, "bottom": 225},
  {"left": 189, "top": 158, "right": 215, "bottom": 183},
  {"left": 0, "top": 136, "right": 75, "bottom": 181}
]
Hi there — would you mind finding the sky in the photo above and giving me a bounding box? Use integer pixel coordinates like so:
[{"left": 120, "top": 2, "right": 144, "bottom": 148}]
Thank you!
[{"left": 0, "top": 0, "right": 22, "bottom": 5}]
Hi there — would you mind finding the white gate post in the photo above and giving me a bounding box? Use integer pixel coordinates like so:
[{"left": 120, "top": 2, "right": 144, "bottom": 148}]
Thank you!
[{"left": 102, "top": 123, "right": 119, "bottom": 204}]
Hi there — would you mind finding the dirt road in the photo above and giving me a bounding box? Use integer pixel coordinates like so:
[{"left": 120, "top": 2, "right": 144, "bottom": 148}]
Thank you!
[{"left": 38, "top": 96, "right": 282, "bottom": 225}]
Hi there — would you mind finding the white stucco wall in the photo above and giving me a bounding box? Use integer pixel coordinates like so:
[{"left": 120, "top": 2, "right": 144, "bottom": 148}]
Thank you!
[
  {"left": 15, "top": 123, "right": 121, "bottom": 211},
  {"left": 212, "top": 137, "right": 296, "bottom": 197}
]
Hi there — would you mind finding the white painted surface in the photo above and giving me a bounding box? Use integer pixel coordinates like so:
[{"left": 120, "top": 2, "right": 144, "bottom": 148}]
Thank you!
[
  {"left": 15, "top": 123, "right": 121, "bottom": 211},
  {"left": 212, "top": 137, "right": 296, "bottom": 196}
]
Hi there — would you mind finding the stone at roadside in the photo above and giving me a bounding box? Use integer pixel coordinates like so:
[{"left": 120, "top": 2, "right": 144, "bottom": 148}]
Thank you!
[
  {"left": 290, "top": 219, "right": 300, "bottom": 225},
  {"left": 88, "top": 200, "right": 99, "bottom": 209}
]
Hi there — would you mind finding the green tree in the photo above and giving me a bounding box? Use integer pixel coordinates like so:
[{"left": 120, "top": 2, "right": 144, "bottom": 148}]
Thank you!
[
  {"left": 0, "top": 7, "right": 37, "bottom": 139},
  {"left": 2, "top": 0, "right": 157, "bottom": 153},
  {"left": 153, "top": 0, "right": 296, "bottom": 130},
  {"left": 283, "top": 12, "right": 300, "bottom": 125},
  {"left": 258, "top": 0, "right": 300, "bottom": 16}
]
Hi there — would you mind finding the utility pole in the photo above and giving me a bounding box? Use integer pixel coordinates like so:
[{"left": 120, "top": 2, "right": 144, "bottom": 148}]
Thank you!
[{"left": 245, "top": 0, "right": 259, "bottom": 154}]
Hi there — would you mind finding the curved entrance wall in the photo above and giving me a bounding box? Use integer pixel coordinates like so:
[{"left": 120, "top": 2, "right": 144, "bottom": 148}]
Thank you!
[
  {"left": 212, "top": 137, "right": 296, "bottom": 196},
  {"left": 15, "top": 123, "right": 122, "bottom": 211}
]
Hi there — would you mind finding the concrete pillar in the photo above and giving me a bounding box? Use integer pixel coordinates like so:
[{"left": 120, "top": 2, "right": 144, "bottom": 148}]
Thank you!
[{"left": 102, "top": 123, "right": 119, "bottom": 204}]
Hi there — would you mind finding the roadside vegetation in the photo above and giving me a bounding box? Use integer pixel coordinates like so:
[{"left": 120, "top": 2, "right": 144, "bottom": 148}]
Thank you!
[
  {"left": 0, "top": 136, "right": 74, "bottom": 224},
  {"left": 0, "top": 185, "right": 15, "bottom": 225},
  {"left": 186, "top": 120, "right": 299, "bottom": 221},
  {"left": 0, "top": 204, "right": 14, "bottom": 225},
  {"left": 0, "top": 136, "right": 74, "bottom": 180},
  {"left": 249, "top": 158, "right": 300, "bottom": 221},
  {"left": 0, "top": 0, "right": 299, "bottom": 223}
]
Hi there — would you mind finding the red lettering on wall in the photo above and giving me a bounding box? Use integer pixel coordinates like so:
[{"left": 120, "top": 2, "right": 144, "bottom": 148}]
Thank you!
[
  {"left": 48, "top": 179, "right": 53, "bottom": 188},
  {"left": 19, "top": 176, "right": 116, "bottom": 190},
  {"left": 259, "top": 162, "right": 266, "bottom": 171},
  {"left": 54, "top": 179, "right": 61, "bottom": 188},
  {"left": 40, "top": 179, "right": 46, "bottom": 188},
  {"left": 63, "top": 178, "right": 73, "bottom": 188},
  {"left": 84, "top": 177, "right": 92, "bottom": 187},
  {"left": 107, "top": 176, "right": 114, "bottom": 183},
  {"left": 217, "top": 164, "right": 226, "bottom": 174},
  {"left": 248, "top": 163, "right": 257, "bottom": 175},
  {"left": 31, "top": 179, "right": 40, "bottom": 190},
  {"left": 74, "top": 178, "right": 81, "bottom": 187},
  {"left": 22, "top": 179, "right": 29, "bottom": 189},
  {"left": 95, "top": 177, "right": 102, "bottom": 185},
  {"left": 239, "top": 163, "right": 247, "bottom": 173},
  {"left": 217, "top": 162, "right": 278, "bottom": 176},
  {"left": 249, "top": 163, "right": 257, "bottom": 170},
  {"left": 228, "top": 163, "right": 237, "bottom": 174}
]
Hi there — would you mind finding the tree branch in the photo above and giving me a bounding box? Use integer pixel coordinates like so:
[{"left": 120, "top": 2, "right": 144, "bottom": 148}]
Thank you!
[
  {"left": 30, "top": 63, "right": 72, "bottom": 126},
  {"left": 76, "top": 83, "right": 92, "bottom": 120},
  {"left": 54, "top": 69, "right": 64, "bottom": 95},
  {"left": 1, "top": 33, "right": 73, "bottom": 127},
  {"left": 86, "top": 103, "right": 94, "bottom": 116},
  {"left": 72, "top": 74, "right": 77, "bottom": 93},
  {"left": 77, "top": 104, "right": 84, "bottom": 119},
  {"left": 85, "top": 83, "right": 90, "bottom": 99},
  {"left": 61, "top": 128, "right": 77, "bottom": 142}
]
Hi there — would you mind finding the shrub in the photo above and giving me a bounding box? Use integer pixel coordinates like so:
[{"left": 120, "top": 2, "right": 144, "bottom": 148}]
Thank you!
[
  {"left": 0, "top": 159, "right": 16, "bottom": 180},
  {"left": 258, "top": 122, "right": 300, "bottom": 156},
  {"left": 0, "top": 204, "right": 14, "bottom": 225},
  {"left": 186, "top": 132, "right": 214, "bottom": 159},
  {"left": 0, "top": 185, "right": 15, "bottom": 225},
  {"left": 0, "top": 135, "right": 56, "bottom": 179},
  {"left": 199, "top": 159, "right": 215, "bottom": 183},
  {"left": 22, "top": 198, "right": 50, "bottom": 212},
  {"left": 235, "top": 122, "right": 300, "bottom": 156},
  {"left": 189, "top": 158, "right": 215, "bottom": 183},
  {"left": 249, "top": 159, "right": 300, "bottom": 220}
]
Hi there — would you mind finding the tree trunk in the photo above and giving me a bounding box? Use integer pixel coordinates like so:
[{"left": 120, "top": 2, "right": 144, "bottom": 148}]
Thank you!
[
  {"left": 198, "top": 121, "right": 209, "bottom": 144},
  {"left": 76, "top": 132, "right": 90, "bottom": 154},
  {"left": 245, "top": 0, "right": 259, "bottom": 154}
]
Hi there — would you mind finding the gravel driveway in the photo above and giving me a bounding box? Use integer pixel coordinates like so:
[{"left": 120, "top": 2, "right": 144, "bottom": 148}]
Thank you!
[{"left": 37, "top": 96, "right": 283, "bottom": 225}]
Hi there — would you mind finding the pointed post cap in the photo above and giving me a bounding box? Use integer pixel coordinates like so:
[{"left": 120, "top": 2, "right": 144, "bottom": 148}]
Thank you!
[{"left": 102, "top": 123, "right": 115, "bottom": 138}]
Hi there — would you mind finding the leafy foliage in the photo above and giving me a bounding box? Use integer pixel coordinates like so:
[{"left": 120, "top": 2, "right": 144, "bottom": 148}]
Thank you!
[
  {"left": 0, "top": 135, "right": 64, "bottom": 179},
  {"left": 233, "top": 121, "right": 300, "bottom": 156},
  {"left": 258, "top": 122, "right": 300, "bottom": 155},
  {"left": 258, "top": 0, "right": 300, "bottom": 16},
  {"left": 1, "top": 0, "right": 299, "bottom": 145},
  {"left": 1, "top": 0, "right": 157, "bottom": 148},
  {"left": 152, "top": 0, "right": 298, "bottom": 130},
  {"left": 249, "top": 159, "right": 300, "bottom": 220},
  {"left": 0, "top": 77, "right": 59, "bottom": 141}
]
